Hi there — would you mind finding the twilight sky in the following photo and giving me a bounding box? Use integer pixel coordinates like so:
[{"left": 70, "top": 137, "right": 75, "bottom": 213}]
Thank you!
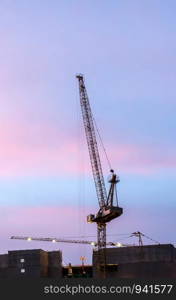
[{"left": 0, "top": 0, "right": 176, "bottom": 264}]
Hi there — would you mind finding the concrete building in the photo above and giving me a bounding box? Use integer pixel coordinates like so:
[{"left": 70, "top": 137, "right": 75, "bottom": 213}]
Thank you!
[
  {"left": 93, "top": 244, "right": 176, "bottom": 278},
  {"left": 0, "top": 249, "right": 62, "bottom": 278},
  {"left": 48, "top": 251, "right": 62, "bottom": 278},
  {"left": 0, "top": 254, "right": 8, "bottom": 278},
  {"left": 1, "top": 244, "right": 176, "bottom": 278}
]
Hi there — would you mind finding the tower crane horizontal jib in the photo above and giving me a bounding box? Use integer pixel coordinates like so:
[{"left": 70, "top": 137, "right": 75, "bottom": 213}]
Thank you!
[{"left": 10, "top": 236, "right": 131, "bottom": 247}]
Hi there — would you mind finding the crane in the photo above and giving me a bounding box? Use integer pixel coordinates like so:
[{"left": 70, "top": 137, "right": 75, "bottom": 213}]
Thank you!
[
  {"left": 10, "top": 236, "right": 131, "bottom": 247},
  {"left": 76, "top": 74, "right": 123, "bottom": 276},
  {"left": 10, "top": 75, "right": 123, "bottom": 277}
]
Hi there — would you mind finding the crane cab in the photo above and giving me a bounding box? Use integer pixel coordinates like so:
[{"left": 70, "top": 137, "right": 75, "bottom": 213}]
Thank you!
[{"left": 87, "top": 206, "right": 123, "bottom": 224}]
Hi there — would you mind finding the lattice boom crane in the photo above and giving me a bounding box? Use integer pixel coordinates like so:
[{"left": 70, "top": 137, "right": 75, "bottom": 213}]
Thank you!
[
  {"left": 10, "top": 75, "right": 123, "bottom": 278},
  {"left": 76, "top": 74, "right": 123, "bottom": 271}
]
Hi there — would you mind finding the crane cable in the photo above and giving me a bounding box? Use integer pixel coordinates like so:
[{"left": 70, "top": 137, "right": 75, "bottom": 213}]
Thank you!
[
  {"left": 142, "top": 233, "right": 160, "bottom": 245},
  {"left": 92, "top": 115, "right": 112, "bottom": 172}
]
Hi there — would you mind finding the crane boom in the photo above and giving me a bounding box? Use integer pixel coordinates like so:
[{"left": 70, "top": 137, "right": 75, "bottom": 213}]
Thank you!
[
  {"left": 10, "top": 236, "right": 132, "bottom": 247},
  {"left": 76, "top": 74, "right": 107, "bottom": 209},
  {"left": 10, "top": 236, "right": 97, "bottom": 245}
]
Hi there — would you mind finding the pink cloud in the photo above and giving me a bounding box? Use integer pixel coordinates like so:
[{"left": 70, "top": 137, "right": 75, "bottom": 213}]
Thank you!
[
  {"left": 0, "top": 120, "right": 80, "bottom": 176},
  {"left": 109, "top": 144, "right": 176, "bottom": 174},
  {"left": 1, "top": 206, "right": 83, "bottom": 237},
  {"left": 0, "top": 119, "right": 175, "bottom": 177}
]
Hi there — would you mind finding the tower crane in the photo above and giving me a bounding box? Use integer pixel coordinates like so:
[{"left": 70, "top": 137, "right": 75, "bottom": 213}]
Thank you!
[
  {"left": 76, "top": 74, "right": 123, "bottom": 276},
  {"left": 10, "top": 75, "right": 123, "bottom": 277}
]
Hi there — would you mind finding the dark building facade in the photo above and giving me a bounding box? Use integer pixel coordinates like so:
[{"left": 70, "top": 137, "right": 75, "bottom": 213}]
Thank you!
[
  {"left": 0, "top": 254, "right": 8, "bottom": 278},
  {"left": 48, "top": 251, "right": 62, "bottom": 278},
  {"left": 93, "top": 244, "right": 176, "bottom": 278},
  {"left": 0, "top": 249, "right": 62, "bottom": 278},
  {"left": 1, "top": 244, "right": 176, "bottom": 278}
]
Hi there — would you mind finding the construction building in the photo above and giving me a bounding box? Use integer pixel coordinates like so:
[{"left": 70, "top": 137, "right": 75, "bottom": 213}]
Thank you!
[
  {"left": 93, "top": 244, "right": 176, "bottom": 278},
  {"left": 0, "top": 249, "right": 62, "bottom": 278},
  {"left": 0, "top": 244, "right": 176, "bottom": 278}
]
